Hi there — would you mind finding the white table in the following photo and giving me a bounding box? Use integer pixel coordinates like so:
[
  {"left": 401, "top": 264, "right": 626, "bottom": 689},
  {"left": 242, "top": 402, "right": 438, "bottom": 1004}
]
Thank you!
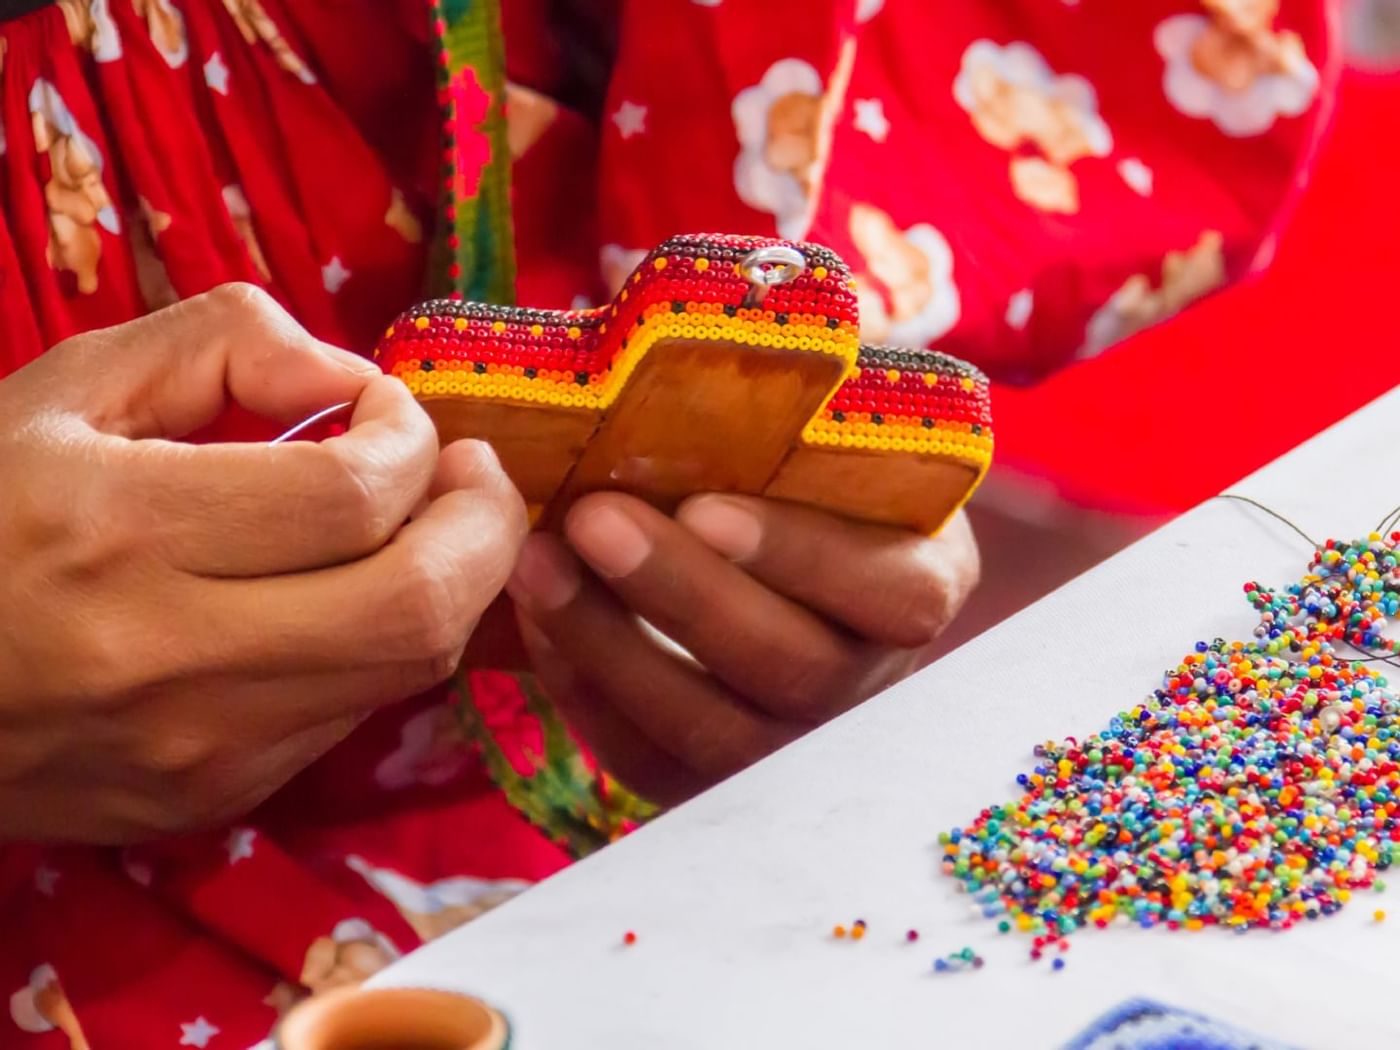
[{"left": 377, "top": 389, "right": 1400, "bottom": 1049}]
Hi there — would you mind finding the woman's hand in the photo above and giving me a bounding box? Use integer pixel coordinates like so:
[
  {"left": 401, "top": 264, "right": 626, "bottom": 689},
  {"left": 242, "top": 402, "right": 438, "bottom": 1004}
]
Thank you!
[
  {"left": 507, "top": 493, "right": 978, "bottom": 804},
  {"left": 0, "top": 285, "right": 525, "bottom": 843}
]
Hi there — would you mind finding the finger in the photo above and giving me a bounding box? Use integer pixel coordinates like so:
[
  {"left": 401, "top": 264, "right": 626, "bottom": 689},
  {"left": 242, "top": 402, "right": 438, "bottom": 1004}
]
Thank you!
[
  {"left": 122, "top": 375, "right": 439, "bottom": 577},
  {"left": 182, "top": 443, "right": 525, "bottom": 697},
  {"left": 517, "top": 615, "right": 703, "bottom": 806},
  {"left": 506, "top": 533, "right": 796, "bottom": 781},
  {"left": 677, "top": 496, "right": 980, "bottom": 650},
  {"left": 47, "top": 283, "right": 381, "bottom": 438},
  {"left": 561, "top": 494, "right": 878, "bottom": 721}
]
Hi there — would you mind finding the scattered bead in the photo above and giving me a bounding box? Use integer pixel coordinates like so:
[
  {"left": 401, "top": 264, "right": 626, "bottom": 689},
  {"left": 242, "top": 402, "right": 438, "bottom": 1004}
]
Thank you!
[
  {"left": 906, "top": 929, "right": 919, "bottom": 942},
  {"left": 1052, "top": 958, "right": 1066, "bottom": 971},
  {"left": 930, "top": 947, "right": 983, "bottom": 975},
  {"left": 850, "top": 925, "right": 865, "bottom": 941},
  {"left": 832, "top": 925, "right": 847, "bottom": 939},
  {"left": 1375, "top": 910, "right": 1387, "bottom": 922},
  {"left": 622, "top": 931, "right": 637, "bottom": 946}
]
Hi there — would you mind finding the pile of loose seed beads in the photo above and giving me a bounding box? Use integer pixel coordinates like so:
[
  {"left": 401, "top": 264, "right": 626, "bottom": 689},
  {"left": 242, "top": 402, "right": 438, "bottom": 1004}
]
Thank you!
[{"left": 943, "top": 534, "right": 1400, "bottom": 955}]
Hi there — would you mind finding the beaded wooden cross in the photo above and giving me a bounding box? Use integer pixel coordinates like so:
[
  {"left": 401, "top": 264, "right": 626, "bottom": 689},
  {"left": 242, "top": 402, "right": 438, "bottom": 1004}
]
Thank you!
[{"left": 376, "top": 234, "right": 993, "bottom": 535}]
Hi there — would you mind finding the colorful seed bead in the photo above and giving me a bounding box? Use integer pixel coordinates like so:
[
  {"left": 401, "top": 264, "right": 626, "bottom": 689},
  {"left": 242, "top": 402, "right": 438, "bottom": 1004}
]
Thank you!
[{"left": 944, "top": 535, "right": 1400, "bottom": 956}]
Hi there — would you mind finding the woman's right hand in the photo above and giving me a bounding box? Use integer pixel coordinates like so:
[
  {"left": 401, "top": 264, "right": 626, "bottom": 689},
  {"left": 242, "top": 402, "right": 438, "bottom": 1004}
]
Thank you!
[{"left": 0, "top": 285, "right": 526, "bottom": 844}]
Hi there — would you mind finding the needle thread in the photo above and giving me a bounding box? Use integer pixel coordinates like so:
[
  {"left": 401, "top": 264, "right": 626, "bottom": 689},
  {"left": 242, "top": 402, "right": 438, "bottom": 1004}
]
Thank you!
[
  {"left": 1212, "top": 493, "right": 1400, "bottom": 665},
  {"left": 1213, "top": 493, "right": 1323, "bottom": 550},
  {"left": 268, "top": 401, "right": 355, "bottom": 445}
]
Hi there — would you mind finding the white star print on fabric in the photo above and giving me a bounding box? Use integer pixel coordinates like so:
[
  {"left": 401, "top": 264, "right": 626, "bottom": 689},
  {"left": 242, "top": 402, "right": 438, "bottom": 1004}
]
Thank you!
[
  {"left": 611, "top": 101, "right": 647, "bottom": 139},
  {"left": 852, "top": 98, "right": 890, "bottom": 143},
  {"left": 179, "top": 1017, "right": 220, "bottom": 1047},
  {"left": 1117, "top": 158, "right": 1154, "bottom": 196},
  {"left": 34, "top": 865, "right": 59, "bottom": 896},
  {"left": 203, "top": 52, "right": 229, "bottom": 95},
  {"left": 225, "top": 827, "right": 256, "bottom": 865},
  {"left": 321, "top": 256, "right": 351, "bottom": 294}
]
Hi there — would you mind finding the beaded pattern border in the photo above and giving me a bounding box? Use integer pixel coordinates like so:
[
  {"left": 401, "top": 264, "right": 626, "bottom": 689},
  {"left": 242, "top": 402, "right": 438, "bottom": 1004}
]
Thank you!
[{"left": 377, "top": 234, "right": 993, "bottom": 474}]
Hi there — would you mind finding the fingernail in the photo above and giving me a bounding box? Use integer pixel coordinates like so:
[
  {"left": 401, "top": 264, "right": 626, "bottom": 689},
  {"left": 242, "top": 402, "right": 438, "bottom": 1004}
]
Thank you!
[
  {"left": 677, "top": 496, "right": 762, "bottom": 562},
  {"left": 507, "top": 535, "right": 580, "bottom": 612},
  {"left": 566, "top": 504, "right": 652, "bottom": 579},
  {"left": 321, "top": 344, "right": 381, "bottom": 377}
]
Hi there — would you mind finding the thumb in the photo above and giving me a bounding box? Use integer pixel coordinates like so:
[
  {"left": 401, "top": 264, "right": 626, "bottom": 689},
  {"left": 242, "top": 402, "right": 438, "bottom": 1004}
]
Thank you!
[{"left": 41, "top": 283, "right": 381, "bottom": 439}]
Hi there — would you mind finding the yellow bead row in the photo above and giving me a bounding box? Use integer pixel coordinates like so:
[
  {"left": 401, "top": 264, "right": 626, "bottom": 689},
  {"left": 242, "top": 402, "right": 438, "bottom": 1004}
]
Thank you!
[
  {"left": 399, "top": 369, "right": 601, "bottom": 407},
  {"left": 801, "top": 421, "right": 993, "bottom": 469}
]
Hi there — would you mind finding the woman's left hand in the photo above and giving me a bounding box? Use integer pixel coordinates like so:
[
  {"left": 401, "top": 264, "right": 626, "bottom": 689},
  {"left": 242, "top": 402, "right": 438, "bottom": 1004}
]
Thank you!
[{"left": 507, "top": 494, "right": 979, "bottom": 805}]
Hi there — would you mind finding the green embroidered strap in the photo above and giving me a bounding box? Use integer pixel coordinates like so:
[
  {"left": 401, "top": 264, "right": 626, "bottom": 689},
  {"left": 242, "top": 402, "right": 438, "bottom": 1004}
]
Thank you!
[
  {"left": 453, "top": 670, "right": 659, "bottom": 859},
  {"left": 432, "top": 0, "right": 516, "bottom": 305},
  {"left": 431, "top": 4, "right": 655, "bottom": 851}
]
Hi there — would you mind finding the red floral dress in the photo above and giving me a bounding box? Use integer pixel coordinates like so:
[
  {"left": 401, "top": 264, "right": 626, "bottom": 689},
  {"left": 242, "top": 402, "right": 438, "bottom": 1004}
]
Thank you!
[{"left": 0, "top": 1, "right": 1335, "bottom": 1046}]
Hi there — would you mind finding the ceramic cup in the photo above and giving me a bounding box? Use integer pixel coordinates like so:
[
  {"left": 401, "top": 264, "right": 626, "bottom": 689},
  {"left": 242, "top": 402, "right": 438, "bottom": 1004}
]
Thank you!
[{"left": 273, "top": 986, "right": 509, "bottom": 1050}]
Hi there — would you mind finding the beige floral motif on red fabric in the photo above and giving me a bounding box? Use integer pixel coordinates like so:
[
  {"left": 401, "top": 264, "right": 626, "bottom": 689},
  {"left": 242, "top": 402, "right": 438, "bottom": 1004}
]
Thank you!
[
  {"left": 221, "top": 0, "right": 316, "bottom": 85},
  {"left": 30, "top": 78, "right": 120, "bottom": 295},
  {"left": 1080, "top": 231, "right": 1225, "bottom": 357},
  {"left": 132, "top": 197, "right": 178, "bottom": 311},
  {"left": 385, "top": 188, "right": 423, "bottom": 245},
  {"left": 505, "top": 82, "right": 559, "bottom": 160},
  {"left": 347, "top": 855, "right": 530, "bottom": 943},
  {"left": 373, "top": 703, "right": 471, "bottom": 790},
  {"left": 60, "top": 0, "right": 184, "bottom": 65},
  {"left": 10, "top": 966, "right": 90, "bottom": 1050},
  {"left": 1156, "top": 0, "right": 1318, "bottom": 136},
  {"left": 298, "top": 919, "right": 400, "bottom": 997},
  {"left": 848, "top": 202, "right": 960, "bottom": 347},
  {"left": 731, "top": 39, "right": 856, "bottom": 240},
  {"left": 953, "top": 40, "right": 1112, "bottom": 214},
  {"left": 222, "top": 184, "right": 272, "bottom": 281},
  {"left": 134, "top": 0, "right": 187, "bottom": 69},
  {"left": 57, "top": 0, "right": 121, "bottom": 61}
]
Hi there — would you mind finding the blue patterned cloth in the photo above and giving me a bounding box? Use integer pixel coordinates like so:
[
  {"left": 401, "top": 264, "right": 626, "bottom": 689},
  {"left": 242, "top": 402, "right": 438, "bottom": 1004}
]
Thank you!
[{"left": 1062, "top": 998, "right": 1299, "bottom": 1050}]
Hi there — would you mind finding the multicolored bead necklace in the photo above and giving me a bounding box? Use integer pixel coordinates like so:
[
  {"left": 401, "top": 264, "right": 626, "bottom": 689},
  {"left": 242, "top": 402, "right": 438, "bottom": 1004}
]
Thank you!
[{"left": 944, "top": 531, "right": 1400, "bottom": 951}]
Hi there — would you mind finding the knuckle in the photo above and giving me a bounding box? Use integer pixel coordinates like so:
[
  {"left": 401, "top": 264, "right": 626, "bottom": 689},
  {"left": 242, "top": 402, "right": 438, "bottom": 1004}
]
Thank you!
[
  {"left": 446, "top": 440, "right": 528, "bottom": 534},
  {"left": 885, "top": 547, "right": 980, "bottom": 647},
  {"left": 203, "top": 281, "right": 281, "bottom": 320},
  {"left": 68, "top": 623, "right": 158, "bottom": 701},
  {"left": 141, "top": 731, "right": 217, "bottom": 779}
]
